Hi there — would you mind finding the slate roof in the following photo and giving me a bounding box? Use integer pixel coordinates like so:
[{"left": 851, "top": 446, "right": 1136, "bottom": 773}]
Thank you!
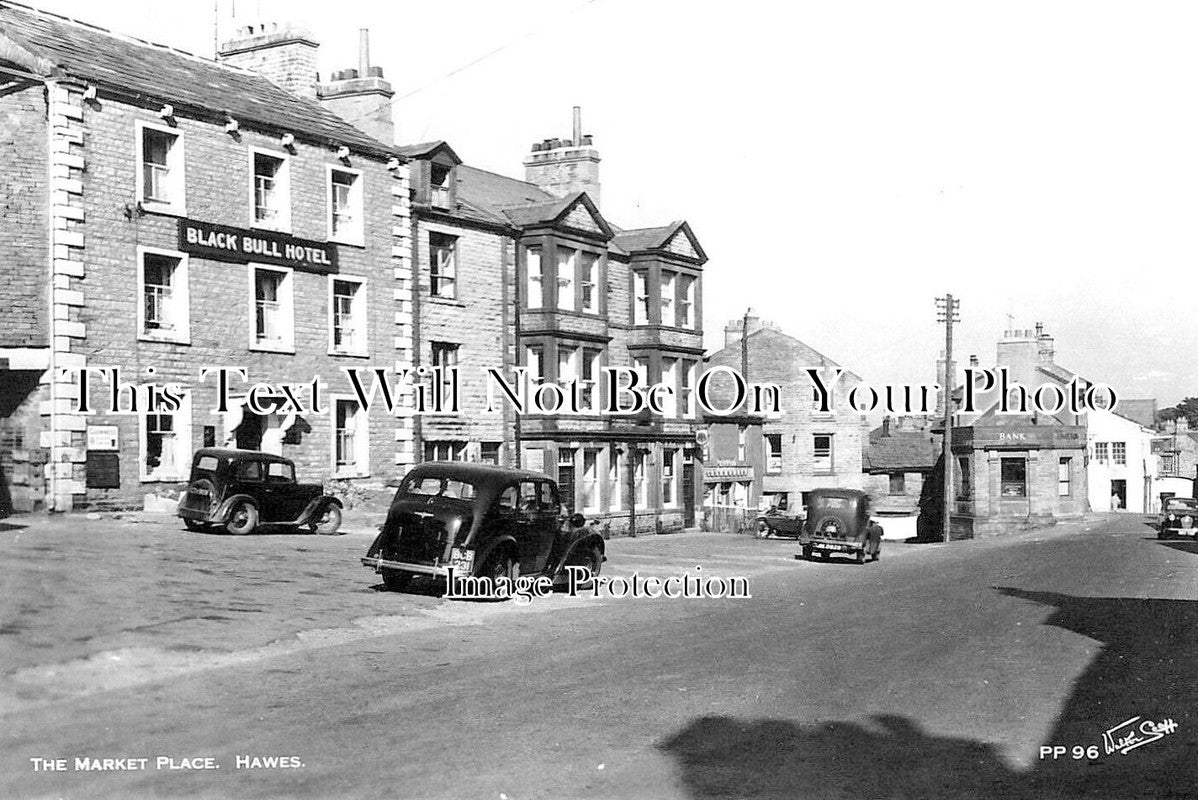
[
  {"left": 0, "top": 1, "right": 395, "bottom": 159},
  {"left": 611, "top": 224, "right": 680, "bottom": 253},
  {"left": 863, "top": 429, "right": 938, "bottom": 472}
]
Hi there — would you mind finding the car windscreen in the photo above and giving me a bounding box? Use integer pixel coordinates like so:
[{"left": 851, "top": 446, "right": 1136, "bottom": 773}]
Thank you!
[
  {"left": 1166, "top": 499, "right": 1198, "bottom": 511},
  {"left": 399, "top": 476, "right": 478, "bottom": 501}
]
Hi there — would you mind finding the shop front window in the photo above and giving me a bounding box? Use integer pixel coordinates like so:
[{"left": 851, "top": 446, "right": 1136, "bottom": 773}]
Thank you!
[{"left": 1000, "top": 457, "right": 1027, "bottom": 497}]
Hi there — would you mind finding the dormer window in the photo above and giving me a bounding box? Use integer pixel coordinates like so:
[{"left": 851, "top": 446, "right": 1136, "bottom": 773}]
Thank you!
[{"left": 430, "top": 162, "right": 452, "bottom": 209}]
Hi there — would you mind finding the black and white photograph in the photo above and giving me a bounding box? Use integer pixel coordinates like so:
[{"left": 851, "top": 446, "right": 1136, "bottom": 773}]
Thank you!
[{"left": 1, "top": 0, "right": 1196, "bottom": 797}]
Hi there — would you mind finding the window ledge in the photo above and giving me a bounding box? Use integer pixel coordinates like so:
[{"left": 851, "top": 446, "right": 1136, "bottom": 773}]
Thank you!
[
  {"left": 140, "top": 473, "right": 187, "bottom": 484},
  {"left": 329, "top": 348, "right": 370, "bottom": 359},
  {"left": 138, "top": 333, "right": 191, "bottom": 346},
  {"left": 251, "top": 222, "right": 293, "bottom": 235},
  {"left": 328, "top": 234, "right": 365, "bottom": 248},
  {"left": 140, "top": 202, "right": 187, "bottom": 218},
  {"left": 250, "top": 343, "right": 296, "bottom": 355},
  {"left": 427, "top": 296, "right": 465, "bottom": 307},
  {"left": 334, "top": 469, "right": 371, "bottom": 480}
]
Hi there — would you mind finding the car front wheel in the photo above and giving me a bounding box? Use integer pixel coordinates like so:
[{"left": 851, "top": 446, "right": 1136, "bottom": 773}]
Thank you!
[
  {"left": 309, "top": 504, "right": 342, "bottom": 535},
  {"left": 225, "top": 502, "right": 258, "bottom": 535}
]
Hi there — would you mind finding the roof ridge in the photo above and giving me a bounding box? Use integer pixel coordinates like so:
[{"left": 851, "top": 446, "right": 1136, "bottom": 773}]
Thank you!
[
  {"left": 458, "top": 162, "right": 547, "bottom": 192},
  {"left": 1, "top": 0, "right": 261, "bottom": 77}
]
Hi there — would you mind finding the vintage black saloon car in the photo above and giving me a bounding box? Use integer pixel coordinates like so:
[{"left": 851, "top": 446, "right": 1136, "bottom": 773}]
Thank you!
[
  {"left": 362, "top": 462, "right": 606, "bottom": 593},
  {"left": 796, "top": 488, "right": 881, "bottom": 564},
  {"left": 1158, "top": 496, "right": 1198, "bottom": 539},
  {"left": 176, "top": 448, "right": 343, "bottom": 535}
]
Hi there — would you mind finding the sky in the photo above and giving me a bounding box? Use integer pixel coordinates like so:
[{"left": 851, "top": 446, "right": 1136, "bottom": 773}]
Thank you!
[{"left": 26, "top": 0, "right": 1198, "bottom": 408}]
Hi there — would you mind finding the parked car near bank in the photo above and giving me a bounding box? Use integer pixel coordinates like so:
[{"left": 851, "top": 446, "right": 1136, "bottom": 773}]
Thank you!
[
  {"left": 362, "top": 462, "right": 606, "bottom": 593},
  {"left": 796, "top": 488, "right": 882, "bottom": 564},
  {"left": 1157, "top": 496, "right": 1198, "bottom": 539},
  {"left": 176, "top": 448, "right": 343, "bottom": 536}
]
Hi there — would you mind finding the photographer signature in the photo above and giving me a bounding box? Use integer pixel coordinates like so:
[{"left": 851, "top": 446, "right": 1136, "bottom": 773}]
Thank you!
[{"left": 1101, "top": 716, "right": 1179, "bottom": 755}]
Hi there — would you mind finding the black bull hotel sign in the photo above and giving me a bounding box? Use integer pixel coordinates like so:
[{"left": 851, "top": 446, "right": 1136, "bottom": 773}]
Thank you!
[{"left": 178, "top": 219, "right": 338, "bottom": 273}]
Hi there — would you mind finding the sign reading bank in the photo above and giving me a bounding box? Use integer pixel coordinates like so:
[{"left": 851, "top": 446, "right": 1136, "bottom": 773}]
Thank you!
[{"left": 177, "top": 219, "right": 338, "bottom": 273}]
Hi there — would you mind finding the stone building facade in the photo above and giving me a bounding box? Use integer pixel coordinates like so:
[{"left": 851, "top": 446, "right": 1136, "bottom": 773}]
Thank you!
[
  {"left": 703, "top": 315, "right": 868, "bottom": 520},
  {"left": 0, "top": 3, "right": 414, "bottom": 511},
  {"left": 398, "top": 111, "right": 708, "bottom": 534}
]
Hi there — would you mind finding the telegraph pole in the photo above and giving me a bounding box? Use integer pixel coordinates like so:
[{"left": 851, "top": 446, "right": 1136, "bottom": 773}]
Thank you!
[{"left": 936, "top": 294, "right": 960, "bottom": 543}]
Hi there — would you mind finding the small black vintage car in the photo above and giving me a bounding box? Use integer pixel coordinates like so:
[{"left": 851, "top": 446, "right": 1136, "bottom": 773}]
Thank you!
[
  {"left": 176, "top": 448, "right": 343, "bottom": 535},
  {"left": 796, "top": 488, "right": 881, "bottom": 564},
  {"left": 361, "top": 462, "right": 606, "bottom": 593}
]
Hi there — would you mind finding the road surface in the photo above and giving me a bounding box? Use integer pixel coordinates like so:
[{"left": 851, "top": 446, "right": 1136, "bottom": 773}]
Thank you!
[{"left": 1, "top": 514, "right": 1194, "bottom": 799}]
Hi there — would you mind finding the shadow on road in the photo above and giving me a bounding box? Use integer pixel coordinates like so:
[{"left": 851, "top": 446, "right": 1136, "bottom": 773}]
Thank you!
[{"left": 659, "top": 586, "right": 1198, "bottom": 800}]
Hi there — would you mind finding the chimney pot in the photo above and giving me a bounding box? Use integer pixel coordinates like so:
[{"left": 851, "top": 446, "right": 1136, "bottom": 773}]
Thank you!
[{"left": 358, "top": 28, "right": 370, "bottom": 78}]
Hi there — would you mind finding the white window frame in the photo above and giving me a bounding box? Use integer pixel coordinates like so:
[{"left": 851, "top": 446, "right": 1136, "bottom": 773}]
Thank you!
[
  {"left": 662, "top": 357, "right": 679, "bottom": 417},
  {"left": 680, "top": 275, "right": 697, "bottom": 329},
  {"left": 428, "top": 231, "right": 458, "bottom": 299},
  {"left": 526, "top": 246, "right": 543, "bottom": 309},
  {"left": 139, "top": 391, "right": 192, "bottom": 482},
  {"left": 248, "top": 264, "right": 295, "bottom": 353},
  {"left": 582, "top": 448, "right": 601, "bottom": 513},
  {"left": 135, "top": 120, "right": 186, "bottom": 216},
  {"left": 661, "top": 272, "right": 676, "bottom": 327},
  {"left": 580, "top": 251, "right": 599, "bottom": 314},
  {"left": 327, "top": 165, "right": 364, "bottom": 246},
  {"left": 633, "top": 270, "right": 649, "bottom": 325},
  {"left": 608, "top": 448, "right": 623, "bottom": 511},
  {"left": 425, "top": 440, "right": 467, "bottom": 462},
  {"left": 327, "top": 274, "right": 368, "bottom": 356},
  {"left": 557, "top": 247, "right": 576, "bottom": 311},
  {"left": 331, "top": 394, "right": 371, "bottom": 477},
  {"left": 136, "top": 246, "right": 190, "bottom": 344},
  {"left": 525, "top": 344, "right": 544, "bottom": 381},
  {"left": 766, "top": 433, "right": 783, "bottom": 474},
  {"left": 813, "top": 433, "right": 834, "bottom": 473},
  {"left": 682, "top": 360, "right": 698, "bottom": 419},
  {"left": 248, "top": 146, "right": 292, "bottom": 232},
  {"left": 581, "top": 347, "right": 603, "bottom": 413},
  {"left": 662, "top": 448, "right": 679, "bottom": 508},
  {"left": 634, "top": 449, "right": 648, "bottom": 507}
]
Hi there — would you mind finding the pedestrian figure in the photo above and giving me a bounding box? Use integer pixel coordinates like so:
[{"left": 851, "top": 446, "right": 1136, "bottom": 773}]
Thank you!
[{"left": 1110, "top": 491, "right": 1121, "bottom": 511}]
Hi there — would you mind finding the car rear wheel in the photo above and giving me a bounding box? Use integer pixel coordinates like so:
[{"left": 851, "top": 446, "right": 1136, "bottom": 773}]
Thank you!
[
  {"left": 309, "top": 504, "right": 342, "bottom": 535},
  {"left": 225, "top": 502, "right": 258, "bottom": 535},
  {"left": 382, "top": 570, "right": 412, "bottom": 592},
  {"left": 481, "top": 550, "right": 517, "bottom": 584}
]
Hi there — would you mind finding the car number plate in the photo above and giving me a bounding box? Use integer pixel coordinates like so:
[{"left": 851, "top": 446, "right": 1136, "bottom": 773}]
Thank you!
[{"left": 821, "top": 544, "right": 845, "bottom": 552}]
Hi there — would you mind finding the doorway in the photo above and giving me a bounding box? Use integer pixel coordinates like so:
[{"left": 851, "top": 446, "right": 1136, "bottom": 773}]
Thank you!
[{"left": 1110, "top": 479, "right": 1127, "bottom": 511}]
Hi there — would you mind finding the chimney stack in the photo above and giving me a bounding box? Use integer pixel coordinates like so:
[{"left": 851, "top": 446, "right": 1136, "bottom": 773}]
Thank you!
[
  {"left": 524, "top": 107, "right": 602, "bottom": 207},
  {"left": 218, "top": 22, "right": 320, "bottom": 100},
  {"left": 318, "top": 29, "right": 395, "bottom": 144}
]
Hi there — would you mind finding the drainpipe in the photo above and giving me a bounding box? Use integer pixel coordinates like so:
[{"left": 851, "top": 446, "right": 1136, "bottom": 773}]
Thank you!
[{"left": 44, "top": 79, "right": 58, "bottom": 511}]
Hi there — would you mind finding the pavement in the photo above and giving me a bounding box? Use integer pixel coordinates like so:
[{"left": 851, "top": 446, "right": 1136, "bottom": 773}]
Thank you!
[{"left": 1, "top": 511, "right": 1195, "bottom": 799}]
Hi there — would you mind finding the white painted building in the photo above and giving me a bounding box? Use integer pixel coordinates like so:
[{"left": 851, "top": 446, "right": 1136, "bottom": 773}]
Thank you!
[{"left": 1086, "top": 409, "right": 1156, "bottom": 513}]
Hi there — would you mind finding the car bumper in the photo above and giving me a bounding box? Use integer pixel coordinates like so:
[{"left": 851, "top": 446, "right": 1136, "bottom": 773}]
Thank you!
[
  {"left": 362, "top": 556, "right": 450, "bottom": 578},
  {"left": 1161, "top": 528, "right": 1197, "bottom": 537}
]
